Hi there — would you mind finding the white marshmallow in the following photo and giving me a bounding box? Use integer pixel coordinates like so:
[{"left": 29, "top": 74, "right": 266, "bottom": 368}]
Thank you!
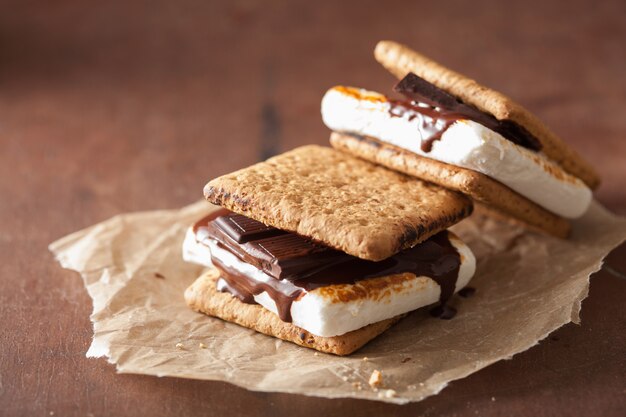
[
  {"left": 321, "top": 87, "right": 592, "bottom": 219},
  {"left": 182, "top": 227, "right": 476, "bottom": 337},
  {"left": 182, "top": 228, "right": 213, "bottom": 267}
]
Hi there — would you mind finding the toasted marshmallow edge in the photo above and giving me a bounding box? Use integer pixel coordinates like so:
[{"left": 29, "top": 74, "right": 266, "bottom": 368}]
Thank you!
[
  {"left": 321, "top": 87, "right": 592, "bottom": 219},
  {"left": 182, "top": 228, "right": 476, "bottom": 337}
]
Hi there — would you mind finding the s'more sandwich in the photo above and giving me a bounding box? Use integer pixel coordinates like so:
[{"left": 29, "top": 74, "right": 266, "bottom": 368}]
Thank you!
[
  {"left": 183, "top": 146, "right": 476, "bottom": 355},
  {"left": 322, "top": 41, "right": 599, "bottom": 238}
]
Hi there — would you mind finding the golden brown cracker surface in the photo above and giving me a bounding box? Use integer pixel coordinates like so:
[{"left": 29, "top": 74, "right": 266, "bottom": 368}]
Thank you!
[
  {"left": 204, "top": 145, "right": 472, "bottom": 261},
  {"left": 330, "top": 132, "right": 570, "bottom": 238}
]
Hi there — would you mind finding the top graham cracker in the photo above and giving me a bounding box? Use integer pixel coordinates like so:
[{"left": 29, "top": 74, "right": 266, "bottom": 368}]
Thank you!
[
  {"left": 374, "top": 40, "right": 600, "bottom": 189},
  {"left": 204, "top": 145, "right": 473, "bottom": 261}
]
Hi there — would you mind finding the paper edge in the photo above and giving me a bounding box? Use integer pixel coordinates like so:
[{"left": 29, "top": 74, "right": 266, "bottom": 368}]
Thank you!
[
  {"left": 108, "top": 256, "right": 609, "bottom": 405},
  {"left": 48, "top": 201, "right": 626, "bottom": 405}
]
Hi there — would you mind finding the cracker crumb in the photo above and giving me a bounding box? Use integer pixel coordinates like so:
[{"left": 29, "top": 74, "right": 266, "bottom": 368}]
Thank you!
[
  {"left": 175, "top": 343, "right": 184, "bottom": 349},
  {"left": 368, "top": 370, "right": 383, "bottom": 388},
  {"left": 198, "top": 342, "right": 207, "bottom": 349},
  {"left": 341, "top": 376, "right": 348, "bottom": 381},
  {"left": 314, "top": 352, "right": 320, "bottom": 356},
  {"left": 362, "top": 357, "right": 369, "bottom": 361},
  {"left": 352, "top": 382, "right": 362, "bottom": 391}
]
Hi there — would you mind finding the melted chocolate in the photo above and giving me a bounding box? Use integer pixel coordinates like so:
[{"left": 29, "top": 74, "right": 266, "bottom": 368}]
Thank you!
[
  {"left": 387, "top": 99, "right": 463, "bottom": 152},
  {"left": 213, "top": 256, "right": 303, "bottom": 322},
  {"left": 458, "top": 286, "right": 476, "bottom": 298},
  {"left": 392, "top": 73, "right": 542, "bottom": 152},
  {"left": 198, "top": 213, "right": 345, "bottom": 281},
  {"left": 192, "top": 212, "right": 462, "bottom": 323},
  {"left": 429, "top": 304, "right": 457, "bottom": 320}
]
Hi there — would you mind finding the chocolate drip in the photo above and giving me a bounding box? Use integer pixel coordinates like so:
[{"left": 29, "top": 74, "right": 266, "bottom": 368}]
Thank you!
[
  {"left": 429, "top": 305, "right": 457, "bottom": 320},
  {"left": 213, "top": 257, "right": 303, "bottom": 322},
  {"left": 192, "top": 212, "right": 462, "bottom": 323},
  {"left": 393, "top": 73, "right": 542, "bottom": 152},
  {"left": 216, "top": 277, "right": 254, "bottom": 304},
  {"left": 458, "top": 287, "right": 476, "bottom": 298},
  {"left": 388, "top": 99, "right": 462, "bottom": 152}
]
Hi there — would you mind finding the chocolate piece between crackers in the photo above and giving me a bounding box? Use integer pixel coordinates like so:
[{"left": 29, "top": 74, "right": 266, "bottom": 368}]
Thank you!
[{"left": 185, "top": 145, "right": 473, "bottom": 355}]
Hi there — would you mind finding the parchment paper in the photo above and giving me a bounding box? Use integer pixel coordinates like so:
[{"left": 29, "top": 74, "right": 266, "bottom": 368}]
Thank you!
[{"left": 49, "top": 200, "right": 626, "bottom": 404}]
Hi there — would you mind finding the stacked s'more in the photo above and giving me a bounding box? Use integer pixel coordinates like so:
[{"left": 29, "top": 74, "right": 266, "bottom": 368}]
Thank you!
[
  {"left": 183, "top": 40, "right": 598, "bottom": 355},
  {"left": 323, "top": 41, "right": 599, "bottom": 237},
  {"left": 183, "top": 146, "right": 476, "bottom": 355}
]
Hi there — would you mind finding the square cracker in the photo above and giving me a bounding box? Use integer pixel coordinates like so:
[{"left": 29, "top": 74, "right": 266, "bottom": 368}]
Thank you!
[
  {"left": 204, "top": 145, "right": 472, "bottom": 261},
  {"left": 184, "top": 269, "right": 406, "bottom": 356},
  {"left": 330, "top": 132, "right": 570, "bottom": 238},
  {"left": 374, "top": 40, "right": 600, "bottom": 189}
]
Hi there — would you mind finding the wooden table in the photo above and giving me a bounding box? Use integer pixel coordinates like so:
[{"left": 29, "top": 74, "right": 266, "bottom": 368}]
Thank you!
[{"left": 1, "top": 1, "right": 625, "bottom": 415}]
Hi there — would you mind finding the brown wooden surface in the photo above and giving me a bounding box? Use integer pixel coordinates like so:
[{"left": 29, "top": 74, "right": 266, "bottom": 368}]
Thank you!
[{"left": 1, "top": 1, "right": 625, "bottom": 416}]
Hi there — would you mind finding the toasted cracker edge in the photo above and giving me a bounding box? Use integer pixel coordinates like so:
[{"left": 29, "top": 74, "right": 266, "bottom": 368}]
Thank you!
[
  {"left": 204, "top": 145, "right": 473, "bottom": 261},
  {"left": 330, "top": 132, "right": 570, "bottom": 238},
  {"left": 185, "top": 269, "right": 406, "bottom": 356}
]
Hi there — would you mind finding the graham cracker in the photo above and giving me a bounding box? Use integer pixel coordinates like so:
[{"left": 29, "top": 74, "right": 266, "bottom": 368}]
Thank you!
[
  {"left": 184, "top": 269, "right": 406, "bottom": 356},
  {"left": 374, "top": 40, "right": 600, "bottom": 189},
  {"left": 204, "top": 145, "right": 473, "bottom": 261},
  {"left": 330, "top": 132, "right": 570, "bottom": 238}
]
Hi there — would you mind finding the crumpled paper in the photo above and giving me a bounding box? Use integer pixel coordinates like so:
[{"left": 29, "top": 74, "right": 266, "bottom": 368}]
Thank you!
[{"left": 49, "top": 200, "right": 626, "bottom": 404}]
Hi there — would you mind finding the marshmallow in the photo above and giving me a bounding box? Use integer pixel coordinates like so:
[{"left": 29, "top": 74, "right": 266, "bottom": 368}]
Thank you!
[
  {"left": 182, "top": 227, "right": 476, "bottom": 337},
  {"left": 321, "top": 87, "right": 592, "bottom": 219}
]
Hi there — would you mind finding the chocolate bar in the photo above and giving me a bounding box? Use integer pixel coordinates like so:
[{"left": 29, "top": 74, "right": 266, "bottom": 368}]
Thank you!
[{"left": 394, "top": 72, "right": 542, "bottom": 151}]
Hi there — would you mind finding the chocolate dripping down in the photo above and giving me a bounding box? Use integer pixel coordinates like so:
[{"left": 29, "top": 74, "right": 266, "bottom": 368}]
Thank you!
[
  {"left": 192, "top": 211, "right": 463, "bottom": 322},
  {"left": 390, "top": 72, "right": 542, "bottom": 153}
]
